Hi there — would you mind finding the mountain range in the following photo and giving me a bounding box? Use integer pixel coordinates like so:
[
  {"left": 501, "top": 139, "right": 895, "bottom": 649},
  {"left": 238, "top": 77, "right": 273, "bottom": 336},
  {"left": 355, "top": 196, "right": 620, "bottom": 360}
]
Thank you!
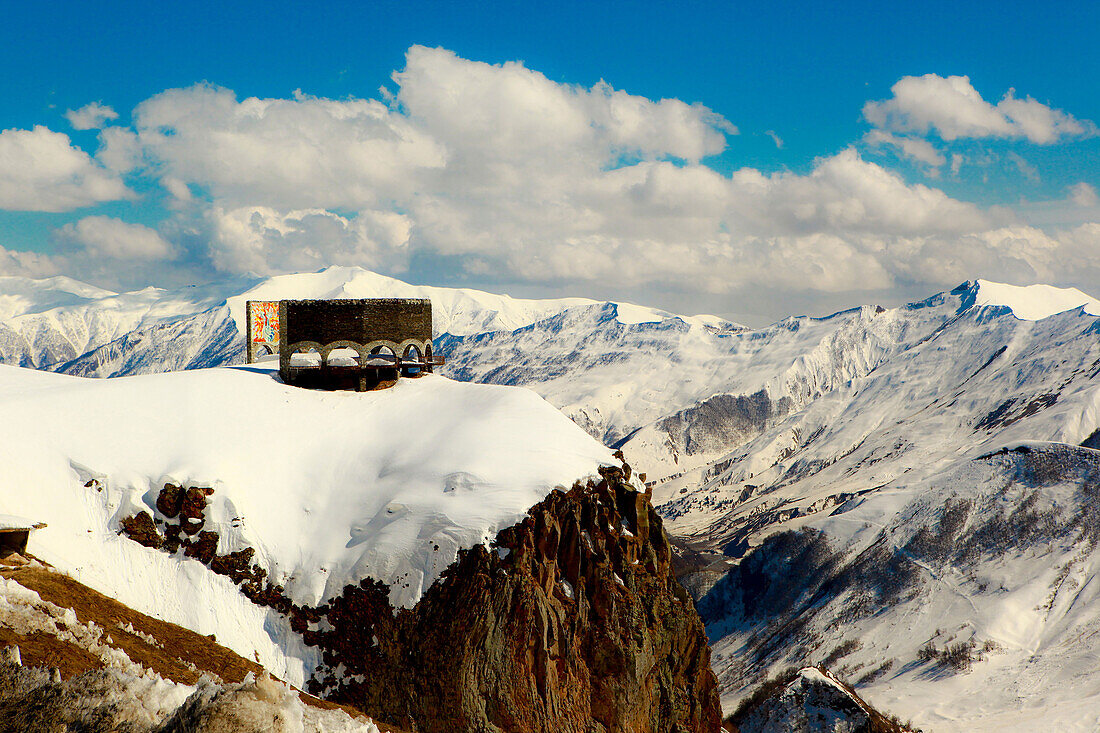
[{"left": 1, "top": 266, "right": 1099, "bottom": 731}]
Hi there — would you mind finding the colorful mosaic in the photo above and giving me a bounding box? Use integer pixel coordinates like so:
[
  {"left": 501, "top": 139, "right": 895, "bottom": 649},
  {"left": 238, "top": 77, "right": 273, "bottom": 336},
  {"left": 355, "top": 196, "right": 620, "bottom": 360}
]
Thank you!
[
  {"left": 250, "top": 301, "right": 279, "bottom": 343},
  {"left": 246, "top": 301, "right": 280, "bottom": 362}
]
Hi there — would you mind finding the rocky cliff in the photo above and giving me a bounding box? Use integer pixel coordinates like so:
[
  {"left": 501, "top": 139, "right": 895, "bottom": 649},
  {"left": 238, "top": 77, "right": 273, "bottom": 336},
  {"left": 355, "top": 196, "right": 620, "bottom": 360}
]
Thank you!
[{"left": 306, "top": 463, "right": 721, "bottom": 733}]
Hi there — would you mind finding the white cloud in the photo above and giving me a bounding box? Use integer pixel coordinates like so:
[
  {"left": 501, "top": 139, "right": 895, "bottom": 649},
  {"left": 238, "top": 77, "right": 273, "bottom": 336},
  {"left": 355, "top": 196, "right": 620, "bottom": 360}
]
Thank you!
[
  {"left": 864, "top": 74, "right": 1096, "bottom": 143},
  {"left": 1069, "top": 182, "right": 1099, "bottom": 207},
  {"left": 393, "top": 46, "right": 733, "bottom": 167},
  {"left": 728, "top": 149, "right": 989, "bottom": 236},
  {"left": 863, "top": 130, "right": 946, "bottom": 168},
  {"left": 950, "top": 154, "right": 964, "bottom": 176},
  {"left": 65, "top": 102, "right": 119, "bottom": 131},
  {"left": 89, "top": 53, "right": 1098, "bottom": 301},
  {"left": 0, "top": 126, "right": 133, "bottom": 211},
  {"left": 1006, "top": 151, "right": 1039, "bottom": 182},
  {"left": 765, "top": 130, "right": 783, "bottom": 149},
  {"left": 95, "top": 126, "right": 143, "bottom": 173},
  {"left": 126, "top": 83, "right": 445, "bottom": 210},
  {"left": 0, "top": 245, "right": 59, "bottom": 278},
  {"left": 58, "top": 216, "right": 177, "bottom": 260},
  {"left": 3, "top": 49, "right": 1098, "bottom": 319},
  {"left": 207, "top": 206, "right": 410, "bottom": 275}
]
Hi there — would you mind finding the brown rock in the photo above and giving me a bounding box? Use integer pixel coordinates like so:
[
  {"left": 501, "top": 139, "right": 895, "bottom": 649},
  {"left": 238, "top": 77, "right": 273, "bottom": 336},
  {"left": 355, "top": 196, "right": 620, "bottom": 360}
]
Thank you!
[
  {"left": 156, "top": 484, "right": 184, "bottom": 518},
  {"left": 309, "top": 474, "right": 721, "bottom": 733},
  {"left": 210, "top": 547, "right": 256, "bottom": 582},
  {"left": 163, "top": 524, "right": 182, "bottom": 553},
  {"left": 119, "top": 512, "right": 162, "bottom": 549},
  {"left": 179, "top": 518, "right": 204, "bottom": 536},
  {"left": 179, "top": 488, "right": 208, "bottom": 521},
  {"left": 184, "top": 531, "right": 219, "bottom": 565}
]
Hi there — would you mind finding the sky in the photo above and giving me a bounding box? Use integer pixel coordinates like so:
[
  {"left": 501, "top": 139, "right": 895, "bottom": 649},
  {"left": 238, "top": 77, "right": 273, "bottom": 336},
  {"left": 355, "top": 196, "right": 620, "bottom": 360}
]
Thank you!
[{"left": 0, "top": 1, "right": 1097, "bottom": 325}]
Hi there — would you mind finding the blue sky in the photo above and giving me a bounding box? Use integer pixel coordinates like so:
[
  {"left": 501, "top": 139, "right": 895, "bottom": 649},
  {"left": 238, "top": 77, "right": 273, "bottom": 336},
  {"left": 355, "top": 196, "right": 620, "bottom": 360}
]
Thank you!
[{"left": 1, "top": 1, "right": 1097, "bottom": 322}]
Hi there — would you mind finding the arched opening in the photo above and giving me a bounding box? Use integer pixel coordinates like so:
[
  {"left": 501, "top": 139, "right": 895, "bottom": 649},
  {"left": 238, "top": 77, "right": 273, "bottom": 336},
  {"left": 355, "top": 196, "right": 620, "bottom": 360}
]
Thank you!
[
  {"left": 424, "top": 344, "right": 434, "bottom": 373},
  {"left": 366, "top": 344, "right": 397, "bottom": 366},
  {"left": 325, "top": 347, "right": 359, "bottom": 367},
  {"left": 402, "top": 344, "right": 423, "bottom": 377},
  {"left": 288, "top": 346, "right": 322, "bottom": 368}
]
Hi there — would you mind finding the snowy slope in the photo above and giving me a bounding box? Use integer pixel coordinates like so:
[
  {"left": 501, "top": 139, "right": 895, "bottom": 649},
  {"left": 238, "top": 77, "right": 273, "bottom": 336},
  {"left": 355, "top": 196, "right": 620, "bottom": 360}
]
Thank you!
[
  {"left": 703, "top": 443, "right": 1100, "bottom": 732},
  {"left": 0, "top": 364, "right": 612, "bottom": 685},
  {"left": 654, "top": 282, "right": 1100, "bottom": 549},
  {"left": 663, "top": 287, "right": 1100, "bottom": 730}
]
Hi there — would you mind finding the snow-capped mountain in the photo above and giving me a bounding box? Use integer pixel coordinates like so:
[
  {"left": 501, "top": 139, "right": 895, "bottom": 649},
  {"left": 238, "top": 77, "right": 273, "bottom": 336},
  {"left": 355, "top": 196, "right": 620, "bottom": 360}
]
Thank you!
[
  {"left": 0, "top": 267, "right": 603, "bottom": 377},
  {"left": 0, "top": 364, "right": 612, "bottom": 687},
  {"left": 3, "top": 267, "right": 1100, "bottom": 730}
]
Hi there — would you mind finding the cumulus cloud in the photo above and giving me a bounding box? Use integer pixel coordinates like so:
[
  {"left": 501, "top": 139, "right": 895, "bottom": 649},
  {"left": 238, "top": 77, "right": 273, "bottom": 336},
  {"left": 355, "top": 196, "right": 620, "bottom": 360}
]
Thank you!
[
  {"left": 65, "top": 102, "right": 119, "bottom": 131},
  {"left": 393, "top": 46, "right": 734, "bottom": 167},
  {"left": 87, "top": 52, "right": 1100, "bottom": 302},
  {"left": 206, "top": 206, "right": 410, "bottom": 274},
  {"left": 864, "top": 74, "right": 1097, "bottom": 143},
  {"left": 0, "top": 245, "right": 60, "bottom": 279},
  {"left": 3, "top": 48, "right": 1098, "bottom": 319},
  {"left": 120, "top": 83, "right": 446, "bottom": 210},
  {"left": 58, "top": 216, "right": 177, "bottom": 260},
  {"left": 0, "top": 126, "right": 133, "bottom": 211}
]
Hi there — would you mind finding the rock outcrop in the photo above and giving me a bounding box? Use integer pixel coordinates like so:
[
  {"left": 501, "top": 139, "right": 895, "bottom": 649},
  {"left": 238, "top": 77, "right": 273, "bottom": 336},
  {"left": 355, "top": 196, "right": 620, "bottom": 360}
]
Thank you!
[
  {"left": 308, "top": 465, "right": 721, "bottom": 733},
  {"left": 117, "top": 468, "right": 722, "bottom": 732},
  {"left": 728, "top": 667, "right": 917, "bottom": 733}
]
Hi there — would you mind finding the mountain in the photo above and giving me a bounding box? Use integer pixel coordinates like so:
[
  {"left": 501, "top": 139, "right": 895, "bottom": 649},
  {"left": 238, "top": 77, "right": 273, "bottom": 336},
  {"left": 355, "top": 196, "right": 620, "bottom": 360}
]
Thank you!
[
  {"left": 2, "top": 268, "right": 1100, "bottom": 730},
  {"left": 0, "top": 362, "right": 721, "bottom": 731},
  {"left": 0, "top": 364, "right": 613, "bottom": 685},
  {"left": 0, "top": 267, "right": 604, "bottom": 377}
]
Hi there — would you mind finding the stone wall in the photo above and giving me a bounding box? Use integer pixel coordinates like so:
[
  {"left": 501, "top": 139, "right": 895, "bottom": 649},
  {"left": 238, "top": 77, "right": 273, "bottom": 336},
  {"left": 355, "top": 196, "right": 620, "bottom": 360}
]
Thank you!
[
  {"left": 277, "top": 299, "right": 436, "bottom": 384},
  {"left": 280, "top": 299, "right": 432, "bottom": 347}
]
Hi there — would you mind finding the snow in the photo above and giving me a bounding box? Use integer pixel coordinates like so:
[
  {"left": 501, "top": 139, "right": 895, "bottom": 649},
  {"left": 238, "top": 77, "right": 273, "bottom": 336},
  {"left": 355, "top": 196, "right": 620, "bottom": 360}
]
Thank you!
[
  {"left": 225, "top": 266, "right": 597, "bottom": 338},
  {"left": 0, "top": 364, "right": 612, "bottom": 685},
  {"left": 972, "top": 279, "right": 1100, "bottom": 320},
  {"left": 797, "top": 667, "right": 846, "bottom": 693},
  {"left": 3, "top": 267, "right": 1100, "bottom": 728},
  {"left": 0, "top": 514, "right": 38, "bottom": 531},
  {"left": 611, "top": 302, "right": 665, "bottom": 325}
]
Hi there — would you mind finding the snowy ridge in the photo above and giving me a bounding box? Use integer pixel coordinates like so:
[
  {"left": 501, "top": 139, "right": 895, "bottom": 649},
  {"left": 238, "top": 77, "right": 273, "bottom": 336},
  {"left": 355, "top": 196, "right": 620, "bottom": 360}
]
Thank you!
[
  {"left": 0, "top": 365, "right": 612, "bottom": 685},
  {"left": 968, "top": 279, "right": 1100, "bottom": 320},
  {"left": 0, "top": 266, "right": 728, "bottom": 379}
]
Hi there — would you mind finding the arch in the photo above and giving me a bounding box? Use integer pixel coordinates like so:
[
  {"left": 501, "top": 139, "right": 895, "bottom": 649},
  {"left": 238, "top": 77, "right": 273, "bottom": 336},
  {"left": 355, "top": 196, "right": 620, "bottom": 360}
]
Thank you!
[
  {"left": 364, "top": 340, "right": 401, "bottom": 357},
  {"left": 286, "top": 342, "right": 323, "bottom": 368},
  {"left": 423, "top": 343, "right": 434, "bottom": 373},
  {"left": 401, "top": 343, "right": 424, "bottom": 377},
  {"left": 396, "top": 338, "right": 428, "bottom": 356},
  {"left": 325, "top": 347, "right": 360, "bottom": 367},
  {"left": 319, "top": 339, "right": 369, "bottom": 367},
  {"left": 318, "top": 340, "right": 365, "bottom": 360},
  {"left": 362, "top": 342, "right": 398, "bottom": 368},
  {"left": 287, "top": 340, "right": 324, "bottom": 354}
]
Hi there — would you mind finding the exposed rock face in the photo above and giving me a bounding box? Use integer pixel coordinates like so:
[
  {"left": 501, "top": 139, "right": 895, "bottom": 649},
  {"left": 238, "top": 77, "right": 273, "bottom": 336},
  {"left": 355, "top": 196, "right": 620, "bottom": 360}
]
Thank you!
[
  {"left": 117, "top": 469, "right": 721, "bottom": 732},
  {"left": 308, "top": 467, "right": 721, "bottom": 733},
  {"left": 119, "top": 485, "right": 291, "bottom": 613},
  {"left": 729, "top": 667, "right": 916, "bottom": 733}
]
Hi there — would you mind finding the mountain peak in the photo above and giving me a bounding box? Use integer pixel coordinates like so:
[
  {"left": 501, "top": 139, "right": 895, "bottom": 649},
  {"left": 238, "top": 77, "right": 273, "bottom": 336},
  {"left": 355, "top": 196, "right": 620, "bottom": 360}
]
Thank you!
[{"left": 958, "top": 278, "right": 1100, "bottom": 320}]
